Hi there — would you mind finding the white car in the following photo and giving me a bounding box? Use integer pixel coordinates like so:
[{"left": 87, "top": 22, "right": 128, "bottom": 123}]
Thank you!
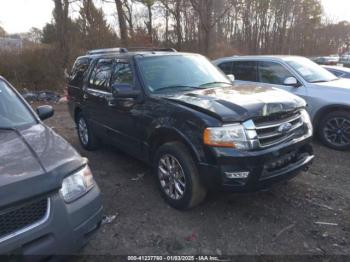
[{"left": 213, "top": 56, "right": 350, "bottom": 150}]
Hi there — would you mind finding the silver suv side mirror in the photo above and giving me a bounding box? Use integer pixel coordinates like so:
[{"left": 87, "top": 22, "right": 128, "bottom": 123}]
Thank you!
[
  {"left": 227, "top": 74, "right": 235, "bottom": 82},
  {"left": 284, "top": 77, "right": 298, "bottom": 86}
]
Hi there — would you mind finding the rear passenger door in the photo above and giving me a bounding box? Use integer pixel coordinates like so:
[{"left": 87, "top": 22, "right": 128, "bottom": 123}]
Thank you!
[{"left": 230, "top": 61, "right": 258, "bottom": 83}]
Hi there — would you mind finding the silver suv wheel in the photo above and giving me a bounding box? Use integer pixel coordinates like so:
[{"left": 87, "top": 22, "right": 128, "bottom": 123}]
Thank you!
[{"left": 323, "top": 117, "right": 350, "bottom": 147}]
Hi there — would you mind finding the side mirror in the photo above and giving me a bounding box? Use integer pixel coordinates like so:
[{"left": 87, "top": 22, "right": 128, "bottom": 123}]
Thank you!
[
  {"left": 227, "top": 74, "right": 235, "bottom": 82},
  {"left": 112, "top": 84, "right": 141, "bottom": 99},
  {"left": 284, "top": 77, "right": 298, "bottom": 87},
  {"left": 37, "top": 105, "right": 54, "bottom": 121}
]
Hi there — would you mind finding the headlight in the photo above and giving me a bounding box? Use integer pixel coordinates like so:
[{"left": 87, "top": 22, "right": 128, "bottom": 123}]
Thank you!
[
  {"left": 60, "top": 165, "right": 95, "bottom": 203},
  {"left": 300, "top": 109, "right": 313, "bottom": 135},
  {"left": 203, "top": 124, "right": 250, "bottom": 150}
]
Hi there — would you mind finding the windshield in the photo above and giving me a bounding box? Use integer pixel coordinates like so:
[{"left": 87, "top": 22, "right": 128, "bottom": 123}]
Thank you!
[
  {"left": 285, "top": 57, "right": 338, "bottom": 83},
  {"left": 137, "top": 54, "right": 231, "bottom": 93},
  {"left": 0, "top": 80, "right": 36, "bottom": 128}
]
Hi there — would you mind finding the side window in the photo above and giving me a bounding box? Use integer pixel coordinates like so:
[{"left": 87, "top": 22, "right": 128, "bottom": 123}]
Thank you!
[
  {"left": 258, "top": 61, "right": 294, "bottom": 85},
  {"left": 89, "top": 59, "right": 113, "bottom": 91},
  {"left": 231, "top": 61, "right": 257, "bottom": 81},
  {"left": 111, "top": 61, "right": 134, "bottom": 86},
  {"left": 218, "top": 62, "right": 233, "bottom": 75},
  {"left": 69, "top": 58, "right": 91, "bottom": 86}
]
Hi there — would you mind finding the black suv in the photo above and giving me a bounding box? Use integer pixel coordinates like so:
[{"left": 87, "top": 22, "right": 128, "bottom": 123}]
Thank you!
[{"left": 68, "top": 48, "right": 314, "bottom": 210}]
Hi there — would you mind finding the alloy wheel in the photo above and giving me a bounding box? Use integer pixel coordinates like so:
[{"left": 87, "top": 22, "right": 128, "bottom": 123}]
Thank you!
[
  {"left": 323, "top": 117, "right": 350, "bottom": 147},
  {"left": 78, "top": 118, "right": 89, "bottom": 146},
  {"left": 158, "top": 154, "right": 187, "bottom": 200}
]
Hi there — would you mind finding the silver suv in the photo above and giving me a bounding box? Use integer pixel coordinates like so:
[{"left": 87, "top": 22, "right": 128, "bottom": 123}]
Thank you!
[{"left": 213, "top": 56, "right": 350, "bottom": 150}]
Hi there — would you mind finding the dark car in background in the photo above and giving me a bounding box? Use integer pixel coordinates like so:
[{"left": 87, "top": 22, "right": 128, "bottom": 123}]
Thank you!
[
  {"left": 0, "top": 76, "right": 102, "bottom": 256},
  {"left": 67, "top": 48, "right": 314, "bottom": 210},
  {"left": 323, "top": 66, "right": 350, "bottom": 79}
]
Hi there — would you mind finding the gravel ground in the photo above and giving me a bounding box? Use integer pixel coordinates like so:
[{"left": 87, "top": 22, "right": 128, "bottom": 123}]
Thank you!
[{"left": 44, "top": 103, "right": 350, "bottom": 256}]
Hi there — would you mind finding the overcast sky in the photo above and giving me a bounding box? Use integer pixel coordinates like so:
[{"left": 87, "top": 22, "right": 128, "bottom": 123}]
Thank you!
[{"left": 0, "top": 0, "right": 349, "bottom": 34}]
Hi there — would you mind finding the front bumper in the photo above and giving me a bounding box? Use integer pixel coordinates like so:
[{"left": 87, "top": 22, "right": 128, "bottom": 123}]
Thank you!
[
  {"left": 199, "top": 137, "right": 314, "bottom": 192},
  {"left": 0, "top": 184, "right": 103, "bottom": 257}
]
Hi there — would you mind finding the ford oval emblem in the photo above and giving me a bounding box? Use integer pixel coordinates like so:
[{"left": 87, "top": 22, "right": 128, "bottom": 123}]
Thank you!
[{"left": 278, "top": 123, "right": 292, "bottom": 134}]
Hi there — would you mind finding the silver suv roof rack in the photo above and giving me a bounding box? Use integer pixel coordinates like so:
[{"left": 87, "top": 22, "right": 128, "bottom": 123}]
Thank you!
[{"left": 86, "top": 47, "right": 177, "bottom": 55}]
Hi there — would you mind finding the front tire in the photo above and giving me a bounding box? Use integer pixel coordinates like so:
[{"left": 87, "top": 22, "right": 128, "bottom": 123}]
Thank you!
[
  {"left": 318, "top": 111, "right": 350, "bottom": 151},
  {"left": 76, "top": 112, "right": 100, "bottom": 150},
  {"left": 153, "top": 142, "right": 207, "bottom": 210}
]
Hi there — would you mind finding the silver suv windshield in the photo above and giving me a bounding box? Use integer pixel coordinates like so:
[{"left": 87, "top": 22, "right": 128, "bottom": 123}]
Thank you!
[
  {"left": 0, "top": 80, "right": 36, "bottom": 129},
  {"left": 137, "top": 54, "right": 231, "bottom": 93},
  {"left": 285, "top": 57, "right": 338, "bottom": 83}
]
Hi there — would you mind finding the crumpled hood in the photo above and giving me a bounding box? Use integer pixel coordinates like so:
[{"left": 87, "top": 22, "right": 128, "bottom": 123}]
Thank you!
[
  {"left": 0, "top": 124, "right": 83, "bottom": 207},
  {"left": 164, "top": 84, "right": 306, "bottom": 122}
]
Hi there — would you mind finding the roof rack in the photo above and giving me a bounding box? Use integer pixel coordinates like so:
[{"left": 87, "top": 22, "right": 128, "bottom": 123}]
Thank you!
[
  {"left": 86, "top": 47, "right": 177, "bottom": 55},
  {"left": 86, "top": 48, "right": 128, "bottom": 55},
  {"left": 127, "top": 47, "right": 177, "bottom": 52}
]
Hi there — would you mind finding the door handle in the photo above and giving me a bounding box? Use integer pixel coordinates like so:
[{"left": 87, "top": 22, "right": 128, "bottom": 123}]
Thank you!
[{"left": 106, "top": 96, "right": 117, "bottom": 107}]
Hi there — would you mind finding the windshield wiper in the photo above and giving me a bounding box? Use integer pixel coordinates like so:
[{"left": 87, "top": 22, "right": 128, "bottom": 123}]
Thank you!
[
  {"left": 200, "top": 81, "right": 231, "bottom": 87},
  {"left": 154, "top": 85, "right": 202, "bottom": 93},
  {"left": 310, "top": 80, "right": 328, "bottom": 83},
  {"left": 0, "top": 126, "right": 15, "bottom": 130}
]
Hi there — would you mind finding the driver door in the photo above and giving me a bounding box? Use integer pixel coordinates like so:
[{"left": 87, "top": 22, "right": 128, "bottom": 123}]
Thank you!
[
  {"left": 105, "top": 59, "right": 143, "bottom": 156},
  {"left": 257, "top": 61, "right": 308, "bottom": 101}
]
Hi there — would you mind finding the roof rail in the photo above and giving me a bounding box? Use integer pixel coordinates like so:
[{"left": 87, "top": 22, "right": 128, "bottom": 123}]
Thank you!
[
  {"left": 87, "top": 48, "right": 128, "bottom": 55},
  {"left": 127, "top": 47, "right": 177, "bottom": 52},
  {"left": 86, "top": 47, "right": 177, "bottom": 56}
]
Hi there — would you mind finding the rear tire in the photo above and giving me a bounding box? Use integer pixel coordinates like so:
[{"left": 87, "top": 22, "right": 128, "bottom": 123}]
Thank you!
[
  {"left": 318, "top": 111, "right": 350, "bottom": 151},
  {"left": 76, "top": 112, "right": 100, "bottom": 151},
  {"left": 153, "top": 142, "right": 207, "bottom": 210}
]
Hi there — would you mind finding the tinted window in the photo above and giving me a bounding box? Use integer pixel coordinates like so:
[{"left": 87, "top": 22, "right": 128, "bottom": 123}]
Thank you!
[
  {"left": 89, "top": 59, "right": 113, "bottom": 91},
  {"left": 218, "top": 62, "right": 233, "bottom": 74},
  {"left": 258, "top": 61, "right": 294, "bottom": 85},
  {"left": 0, "top": 80, "right": 36, "bottom": 128},
  {"left": 231, "top": 61, "right": 257, "bottom": 81},
  {"left": 69, "top": 57, "right": 91, "bottom": 86},
  {"left": 111, "top": 61, "right": 134, "bottom": 86}
]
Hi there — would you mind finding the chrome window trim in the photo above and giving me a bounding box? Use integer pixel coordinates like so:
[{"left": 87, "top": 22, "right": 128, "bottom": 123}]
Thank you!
[
  {"left": 86, "top": 88, "right": 112, "bottom": 96},
  {"left": 0, "top": 198, "right": 51, "bottom": 244}
]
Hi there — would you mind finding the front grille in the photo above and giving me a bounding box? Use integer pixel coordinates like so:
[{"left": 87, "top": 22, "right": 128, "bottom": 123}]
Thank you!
[
  {"left": 0, "top": 197, "right": 50, "bottom": 242},
  {"left": 254, "top": 111, "right": 305, "bottom": 148}
]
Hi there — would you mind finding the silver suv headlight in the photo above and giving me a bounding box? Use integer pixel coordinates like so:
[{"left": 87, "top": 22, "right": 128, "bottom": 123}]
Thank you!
[
  {"left": 300, "top": 109, "right": 313, "bottom": 135},
  {"left": 60, "top": 165, "right": 95, "bottom": 203},
  {"left": 203, "top": 124, "right": 251, "bottom": 150}
]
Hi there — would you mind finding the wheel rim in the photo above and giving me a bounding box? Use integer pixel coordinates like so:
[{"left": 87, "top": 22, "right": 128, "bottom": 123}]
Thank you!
[
  {"left": 158, "top": 154, "right": 186, "bottom": 200},
  {"left": 323, "top": 117, "right": 350, "bottom": 147},
  {"left": 78, "top": 118, "right": 89, "bottom": 146}
]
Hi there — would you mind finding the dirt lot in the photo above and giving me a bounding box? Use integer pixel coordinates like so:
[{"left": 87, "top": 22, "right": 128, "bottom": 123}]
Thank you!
[{"left": 45, "top": 103, "right": 350, "bottom": 256}]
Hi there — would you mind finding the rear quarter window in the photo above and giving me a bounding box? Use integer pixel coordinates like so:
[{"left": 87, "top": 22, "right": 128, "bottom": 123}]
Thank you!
[{"left": 69, "top": 57, "right": 92, "bottom": 87}]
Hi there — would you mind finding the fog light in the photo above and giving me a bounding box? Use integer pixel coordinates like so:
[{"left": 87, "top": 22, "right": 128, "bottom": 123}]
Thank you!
[{"left": 225, "top": 171, "right": 250, "bottom": 179}]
